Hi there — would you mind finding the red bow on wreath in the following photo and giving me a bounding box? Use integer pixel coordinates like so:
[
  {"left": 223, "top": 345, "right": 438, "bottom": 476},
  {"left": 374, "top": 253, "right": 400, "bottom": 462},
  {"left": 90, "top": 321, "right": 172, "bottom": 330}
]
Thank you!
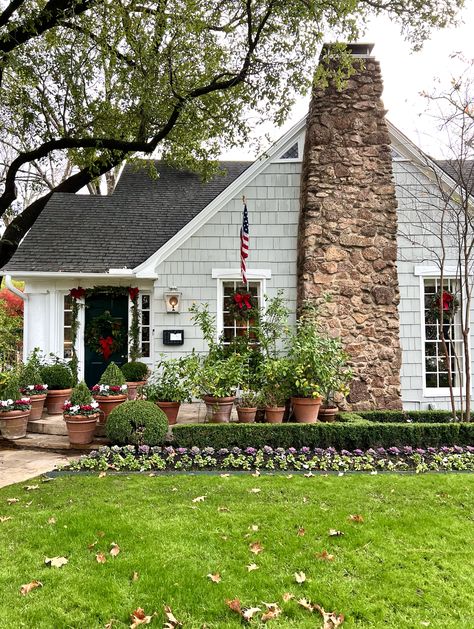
[
  {"left": 234, "top": 292, "right": 252, "bottom": 310},
  {"left": 70, "top": 287, "right": 85, "bottom": 300},
  {"left": 441, "top": 291, "right": 453, "bottom": 311},
  {"left": 99, "top": 336, "right": 114, "bottom": 361},
  {"left": 128, "top": 287, "right": 139, "bottom": 302}
]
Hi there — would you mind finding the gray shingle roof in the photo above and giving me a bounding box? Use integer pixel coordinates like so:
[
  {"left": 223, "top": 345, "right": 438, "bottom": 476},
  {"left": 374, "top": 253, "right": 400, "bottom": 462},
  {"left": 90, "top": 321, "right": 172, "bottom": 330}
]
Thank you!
[
  {"left": 3, "top": 161, "right": 251, "bottom": 273},
  {"left": 436, "top": 160, "right": 474, "bottom": 195}
]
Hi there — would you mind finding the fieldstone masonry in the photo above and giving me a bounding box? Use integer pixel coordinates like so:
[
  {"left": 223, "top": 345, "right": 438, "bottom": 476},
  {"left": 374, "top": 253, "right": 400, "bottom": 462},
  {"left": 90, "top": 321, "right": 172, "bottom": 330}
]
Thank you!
[{"left": 298, "top": 50, "right": 403, "bottom": 410}]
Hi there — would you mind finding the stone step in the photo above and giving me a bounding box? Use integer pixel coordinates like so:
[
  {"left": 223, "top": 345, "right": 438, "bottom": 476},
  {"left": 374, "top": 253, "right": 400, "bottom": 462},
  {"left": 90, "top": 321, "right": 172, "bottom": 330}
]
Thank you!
[
  {"left": 28, "top": 416, "right": 106, "bottom": 437},
  {"left": 1, "top": 432, "right": 109, "bottom": 453}
]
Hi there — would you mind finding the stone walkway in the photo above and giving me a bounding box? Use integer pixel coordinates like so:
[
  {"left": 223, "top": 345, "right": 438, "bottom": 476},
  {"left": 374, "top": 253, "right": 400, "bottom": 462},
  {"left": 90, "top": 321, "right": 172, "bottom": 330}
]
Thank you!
[{"left": 0, "top": 448, "right": 74, "bottom": 488}]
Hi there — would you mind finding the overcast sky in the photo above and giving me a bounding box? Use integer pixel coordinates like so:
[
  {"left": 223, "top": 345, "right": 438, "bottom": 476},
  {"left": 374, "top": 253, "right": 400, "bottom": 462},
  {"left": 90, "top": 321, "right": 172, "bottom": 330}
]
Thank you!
[{"left": 221, "top": 0, "right": 474, "bottom": 161}]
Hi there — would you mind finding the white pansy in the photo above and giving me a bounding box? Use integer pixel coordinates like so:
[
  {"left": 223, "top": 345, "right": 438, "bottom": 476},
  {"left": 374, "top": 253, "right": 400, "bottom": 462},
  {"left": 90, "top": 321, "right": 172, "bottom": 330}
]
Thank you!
[
  {"left": 91, "top": 401, "right": 99, "bottom": 409},
  {"left": 99, "top": 384, "right": 109, "bottom": 392},
  {"left": 64, "top": 400, "right": 71, "bottom": 405}
]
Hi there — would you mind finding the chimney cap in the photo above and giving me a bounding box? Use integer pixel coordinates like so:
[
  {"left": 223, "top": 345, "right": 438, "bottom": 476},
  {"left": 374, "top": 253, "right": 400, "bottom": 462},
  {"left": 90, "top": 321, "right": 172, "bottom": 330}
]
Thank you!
[{"left": 347, "top": 42, "right": 375, "bottom": 57}]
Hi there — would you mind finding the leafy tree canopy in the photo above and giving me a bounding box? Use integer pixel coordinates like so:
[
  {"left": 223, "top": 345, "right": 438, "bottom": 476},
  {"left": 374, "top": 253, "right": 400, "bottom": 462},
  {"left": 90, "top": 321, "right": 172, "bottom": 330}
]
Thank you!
[{"left": 0, "top": 0, "right": 464, "bottom": 266}]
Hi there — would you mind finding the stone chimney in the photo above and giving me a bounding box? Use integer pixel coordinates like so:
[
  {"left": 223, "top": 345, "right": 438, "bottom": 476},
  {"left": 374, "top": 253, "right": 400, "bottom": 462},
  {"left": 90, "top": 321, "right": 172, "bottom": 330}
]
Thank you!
[{"left": 297, "top": 43, "right": 402, "bottom": 410}]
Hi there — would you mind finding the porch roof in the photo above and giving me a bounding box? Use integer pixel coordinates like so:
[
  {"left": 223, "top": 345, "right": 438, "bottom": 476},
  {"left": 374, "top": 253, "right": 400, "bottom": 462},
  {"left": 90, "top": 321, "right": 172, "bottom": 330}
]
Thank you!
[{"left": 2, "top": 160, "right": 251, "bottom": 274}]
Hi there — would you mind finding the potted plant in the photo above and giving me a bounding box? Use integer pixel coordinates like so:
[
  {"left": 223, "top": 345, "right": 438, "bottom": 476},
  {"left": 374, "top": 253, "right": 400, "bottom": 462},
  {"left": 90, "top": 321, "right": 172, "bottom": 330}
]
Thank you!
[
  {"left": 63, "top": 381, "right": 100, "bottom": 445},
  {"left": 41, "top": 362, "right": 73, "bottom": 415},
  {"left": 143, "top": 356, "right": 194, "bottom": 425},
  {"left": 19, "top": 350, "right": 48, "bottom": 420},
  {"left": 92, "top": 362, "right": 128, "bottom": 423},
  {"left": 236, "top": 389, "right": 262, "bottom": 423},
  {"left": 121, "top": 361, "right": 149, "bottom": 400},
  {"left": 260, "top": 357, "right": 291, "bottom": 423},
  {"left": 318, "top": 342, "right": 352, "bottom": 421},
  {"left": 0, "top": 374, "right": 31, "bottom": 440},
  {"left": 194, "top": 353, "right": 245, "bottom": 423}
]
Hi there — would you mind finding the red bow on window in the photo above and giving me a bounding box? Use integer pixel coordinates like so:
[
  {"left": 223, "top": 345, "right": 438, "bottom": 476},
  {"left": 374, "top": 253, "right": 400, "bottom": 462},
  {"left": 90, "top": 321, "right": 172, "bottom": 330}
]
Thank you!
[
  {"left": 99, "top": 336, "right": 114, "bottom": 361},
  {"left": 442, "top": 291, "right": 453, "bottom": 311},
  {"left": 234, "top": 292, "right": 252, "bottom": 310},
  {"left": 128, "top": 287, "right": 139, "bottom": 302},
  {"left": 70, "top": 287, "right": 85, "bottom": 300}
]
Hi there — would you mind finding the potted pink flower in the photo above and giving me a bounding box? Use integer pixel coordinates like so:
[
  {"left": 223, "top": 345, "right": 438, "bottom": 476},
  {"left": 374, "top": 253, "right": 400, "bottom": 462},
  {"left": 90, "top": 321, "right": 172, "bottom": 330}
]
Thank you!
[
  {"left": 0, "top": 375, "right": 31, "bottom": 440},
  {"left": 63, "top": 382, "right": 100, "bottom": 445}
]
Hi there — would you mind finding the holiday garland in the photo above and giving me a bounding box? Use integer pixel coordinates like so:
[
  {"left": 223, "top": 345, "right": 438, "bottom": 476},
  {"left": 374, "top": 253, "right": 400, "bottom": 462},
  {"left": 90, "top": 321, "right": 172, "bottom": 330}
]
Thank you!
[{"left": 227, "top": 288, "right": 258, "bottom": 321}]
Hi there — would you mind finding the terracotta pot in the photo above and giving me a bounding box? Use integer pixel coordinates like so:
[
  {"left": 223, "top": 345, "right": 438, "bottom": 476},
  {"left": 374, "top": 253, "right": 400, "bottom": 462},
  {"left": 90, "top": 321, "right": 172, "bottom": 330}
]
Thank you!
[
  {"left": 29, "top": 394, "right": 47, "bottom": 421},
  {"left": 291, "top": 396, "right": 322, "bottom": 423},
  {"left": 64, "top": 413, "right": 99, "bottom": 445},
  {"left": 156, "top": 401, "right": 181, "bottom": 425},
  {"left": 0, "top": 409, "right": 30, "bottom": 440},
  {"left": 203, "top": 395, "right": 235, "bottom": 423},
  {"left": 237, "top": 407, "right": 257, "bottom": 423},
  {"left": 318, "top": 406, "right": 338, "bottom": 422},
  {"left": 45, "top": 389, "right": 72, "bottom": 415},
  {"left": 93, "top": 394, "right": 128, "bottom": 424},
  {"left": 127, "top": 381, "right": 146, "bottom": 401},
  {"left": 265, "top": 406, "right": 285, "bottom": 423}
]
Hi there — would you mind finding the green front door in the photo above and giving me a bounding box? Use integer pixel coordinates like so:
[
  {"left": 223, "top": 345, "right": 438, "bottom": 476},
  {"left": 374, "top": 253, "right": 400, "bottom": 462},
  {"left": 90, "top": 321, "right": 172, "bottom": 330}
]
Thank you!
[{"left": 84, "top": 293, "right": 129, "bottom": 387}]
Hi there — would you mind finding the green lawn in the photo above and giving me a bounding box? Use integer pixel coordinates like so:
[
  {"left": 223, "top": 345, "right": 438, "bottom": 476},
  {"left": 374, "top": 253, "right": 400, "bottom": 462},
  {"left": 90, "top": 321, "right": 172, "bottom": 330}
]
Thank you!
[{"left": 1, "top": 473, "right": 474, "bottom": 628}]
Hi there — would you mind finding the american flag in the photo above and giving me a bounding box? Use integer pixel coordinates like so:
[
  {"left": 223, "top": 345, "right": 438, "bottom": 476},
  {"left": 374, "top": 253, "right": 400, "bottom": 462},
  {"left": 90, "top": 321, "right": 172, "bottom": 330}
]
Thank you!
[{"left": 240, "top": 199, "right": 249, "bottom": 286}]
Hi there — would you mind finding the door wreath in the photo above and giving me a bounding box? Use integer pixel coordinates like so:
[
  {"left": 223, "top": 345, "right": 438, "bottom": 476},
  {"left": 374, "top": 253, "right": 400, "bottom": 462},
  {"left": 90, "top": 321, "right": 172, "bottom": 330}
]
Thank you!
[{"left": 85, "top": 311, "right": 126, "bottom": 360}]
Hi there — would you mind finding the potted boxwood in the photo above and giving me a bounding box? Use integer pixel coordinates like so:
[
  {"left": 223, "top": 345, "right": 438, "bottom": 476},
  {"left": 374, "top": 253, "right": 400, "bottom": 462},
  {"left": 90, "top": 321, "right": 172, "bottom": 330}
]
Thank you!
[
  {"left": 92, "top": 362, "right": 128, "bottom": 423},
  {"left": 63, "top": 381, "right": 100, "bottom": 445},
  {"left": 143, "top": 356, "right": 194, "bottom": 425},
  {"left": 319, "top": 342, "right": 353, "bottom": 422},
  {"left": 41, "top": 362, "right": 73, "bottom": 415},
  {"left": 19, "top": 351, "right": 48, "bottom": 420},
  {"left": 235, "top": 389, "right": 262, "bottom": 423},
  {"left": 260, "top": 357, "right": 292, "bottom": 423},
  {"left": 194, "top": 353, "right": 246, "bottom": 423},
  {"left": 0, "top": 374, "right": 31, "bottom": 440},
  {"left": 120, "top": 361, "right": 149, "bottom": 400}
]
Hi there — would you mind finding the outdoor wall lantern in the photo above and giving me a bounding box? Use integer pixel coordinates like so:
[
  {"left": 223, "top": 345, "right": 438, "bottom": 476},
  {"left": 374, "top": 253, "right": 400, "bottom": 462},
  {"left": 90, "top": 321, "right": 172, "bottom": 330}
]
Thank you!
[{"left": 164, "top": 290, "right": 182, "bottom": 313}]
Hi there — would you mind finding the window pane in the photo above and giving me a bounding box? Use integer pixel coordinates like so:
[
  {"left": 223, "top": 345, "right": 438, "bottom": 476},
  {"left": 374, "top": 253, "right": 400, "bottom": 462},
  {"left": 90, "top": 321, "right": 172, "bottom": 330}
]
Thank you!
[
  {"left": 438, "top": 373, "right": 449, "bottom": 387},
  {"left": 64, "top": 294, "right": 72, "bottom": 309},
  {"left": 64, "top": 327, "right": 72, "bottom": 342},
  {"left": 426, "top": 373, "right": 437, "bottom": 388},
  {"left": 141, "top": 294, "right": 150, "bottom": 309},
  {"left": 141, "top": 342, "right": 150, "bottom": 357},
  {"left": 142, "top": 311, "right": 150, "bottom": 326},
  {"left": 64, "top": 311, "right": 72, "bottom": 326},
  {"left": 142, "top": 327, "right": 150, "bottom": 342}
]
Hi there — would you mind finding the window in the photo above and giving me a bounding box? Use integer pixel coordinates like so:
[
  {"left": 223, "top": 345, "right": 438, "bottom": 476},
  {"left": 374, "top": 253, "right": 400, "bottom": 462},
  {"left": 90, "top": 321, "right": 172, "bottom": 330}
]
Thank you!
[
  {"left": 423, "top": 278, "right": 463, "bottom": 390},
  {"left": 63, "top": 294, "right": 73, "bottom": 359},
  {"left": 222, "top": 280, "right": 261, "bottom": 343},
  {"left": 280, "top": 142, "right": 299, "bottom": 160},
  {"left": 139, "top": 293, "right": 151, "bottom": 358}
]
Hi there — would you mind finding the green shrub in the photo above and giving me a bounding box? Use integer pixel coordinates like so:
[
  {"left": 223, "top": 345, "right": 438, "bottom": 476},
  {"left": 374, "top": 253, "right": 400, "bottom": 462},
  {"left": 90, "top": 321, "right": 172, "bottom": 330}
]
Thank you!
[
  {"left": 170, "top": 421, "right": 474, "bottom": 450},
  {"left": 19, "top": 350, "right": 44, "bottom": 388},
  {"left": 1, "top": 372, "right": 22, "bottom": 401},
  {"left": 70, "top": 381, "right": 94, "bottom": 406},
  {"left": 121, "top": 361, "right": 148, "bottom": 382},
  {"left": 41, "top": 363, "right": 73, "bottom": 390},
  {"left": 358, "top": 410, "right": 459, "bottom": 423},
  {"left": 106, "top": 400, "right": 168, "bottom": 446},
  {"left": 99, "top": 361, "right": 126, "bottom": 386}
]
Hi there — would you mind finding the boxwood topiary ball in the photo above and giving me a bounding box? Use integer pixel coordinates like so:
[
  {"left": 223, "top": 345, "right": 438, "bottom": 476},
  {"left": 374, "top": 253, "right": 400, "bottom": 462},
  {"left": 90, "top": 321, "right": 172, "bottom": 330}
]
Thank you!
[
  {"left": 106, "top": 400, "right": 168, "bottom": 446},
  {"left": 120, "top": 361, "right": 148, "bottom": 382}
]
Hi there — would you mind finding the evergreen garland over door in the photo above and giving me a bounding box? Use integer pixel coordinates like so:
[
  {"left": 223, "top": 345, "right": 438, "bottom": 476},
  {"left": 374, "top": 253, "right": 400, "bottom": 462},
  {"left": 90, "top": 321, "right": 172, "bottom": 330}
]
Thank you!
[{"left": 84, "top": 293, "right": 128, "bottom": 387}]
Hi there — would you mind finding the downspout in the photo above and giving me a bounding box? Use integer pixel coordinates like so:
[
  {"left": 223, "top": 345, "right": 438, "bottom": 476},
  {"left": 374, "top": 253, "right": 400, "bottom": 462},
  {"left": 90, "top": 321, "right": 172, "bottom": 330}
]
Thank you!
[{"left": 5, "top": 274, "right": 28, "bottom": 302}]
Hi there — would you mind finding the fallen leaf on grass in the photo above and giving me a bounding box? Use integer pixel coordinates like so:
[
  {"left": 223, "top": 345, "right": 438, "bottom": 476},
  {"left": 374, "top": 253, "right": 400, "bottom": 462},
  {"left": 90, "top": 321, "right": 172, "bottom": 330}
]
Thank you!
[
  {"left": 286, "top": 474, "right": 293, "bottom": 479},
  {"left": 242, "top": 607, "right": 262, "bottom": 621},
  {"left": 261, "top": 603, "right": 281, "bottom": 622},
  {"left": 220, "top": 473, "right": 230, "bottom": 478},
  {"left": 163, "top": 605, "right": 182, "bottom": 628},
  {"left": 24, "top": 485, "right": 39, "bottom": 491},
  {"left": 41, "top": 476, "right": 54, "bottom": 483},
  {"left": 297, "top": 527, "right": 305, "bottom": 537},
  {"left": 316, "top": 550, "right": 335, "bottom": 561},
  {"left": 252, "top": 470, "right": 260, "bottom": 477},
  {"left": 304, "top": 472, "right": 314, "bottom": 478},
  {"left": 192, "top": 495, "right": 206, "bottom": 503},
  {"left": 98, "top": 472, "right": 107, "bottom": 478},
  {"left": 110, "top": 543, "right": 120, "bottom": 557},
  {"left": 282, "top": 593, "right": 294, "bottom": 602},
  {"left": 297, "top": 598, "right": 313, "bottom": 612},
  {"left": 0, "top": 516, "right": 12, "bottom": 523},
  {"left": 207, "top": 573, "right": 221, "bottom": 583},
  {"left": 247, "top": 563, "right": 259, "bottom": 572},
  {"left": 314, "top": 604, "right": 345, "bottom": 628},
  {"left": 249, "top": 488, "right": 261, "bottom": 494},
  {"left": 47, "top": 517, "right": 56, "bottom": 525},
  {"left": 218, "top": 506, "right": 230, "bottom": 512},
  {"left": 329, "top": 529, "right": 344, "bottom": 537},
  {"left": 221, "top": 535, "right": 228, "bottom": 541},
  {"left": 302, "top": 497, "right": 309, "bottom": 504},
  {"left": 7, "top": 498, "right": 19, "bottom": 504},
  {"left": 226, "top": 598, "right": 242, "bottom": 615},
  {"left": 130, "top": 607, "right": 154, "bottom": 628},
  {"left": 88, "top": 541, "right": 98, "bottom": 549},
  {"left": 45, "top": 556, "right": 68, "bottom": 568},
  {"left": 20, "top": 580, "right": 42, "bottom": 595},
  {"left": 97, "top": 530, "right": 105, "bottom": 537},
  {"left": 96, "top": 552, "right": 107, "bottom": 564},
  {"left": 25, "top": 500, "right": 33, "bottom": 507},
  {"left": 132, "top": 571, "right": 140, "bottom": 582},
  {"left": 294, "top": 571, "right": 306, "bottom": 584},
  {"left": 249, "top": 542, "right": 264, "bottom": 555},
  {"left": 420, "top": 623, "right": 431, "bottom": 627},
  {"left": 349, "top": 514, "right": 364, "bottom": 523},
  {"left": 250, "top": 524, "right": 259, "bottom": 532}
]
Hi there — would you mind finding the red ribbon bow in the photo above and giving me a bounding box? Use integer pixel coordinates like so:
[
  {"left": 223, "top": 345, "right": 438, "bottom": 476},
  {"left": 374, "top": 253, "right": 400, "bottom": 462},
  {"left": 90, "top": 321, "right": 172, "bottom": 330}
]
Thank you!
[
  {"left": 128, "top": 287, "right": 139, "bottom": 302},
  {"left": 70, "top": 287, "right": 85, "bottom": 300},
  {"left": 441, "top": 291, "right": 453, "bottom": 311},
  {"left": 234, "top": 292, "right": 252, "bottom": 310},
  {"left": 99, "top": 336, "right": 114, "bottom": 361}
]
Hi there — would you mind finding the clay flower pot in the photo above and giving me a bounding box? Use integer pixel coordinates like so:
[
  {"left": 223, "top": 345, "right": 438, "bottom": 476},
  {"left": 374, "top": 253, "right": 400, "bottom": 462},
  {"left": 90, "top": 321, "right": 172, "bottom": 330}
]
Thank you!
[
  {"left": 46, "top": 389, "right": 72, "bottom": 415},
  {"left": 0, "top": 410, "right": 30, "bottom": 440},
  {"left": 203, "top": 396, "right": 235, "bottom": 423},
  {"left": 29, "top": 394, "right": 47, "bottom": 421},
  {"left": 126, "top": 381, "right": 146, "bottom": 401},
  {"left": 237, "top": 407, "right": 257, "bottom": 423},
  {"left": 156, "top": 401, "right": 181, "bottom": 425},
  {"left": 265, "top": 406, "right": 285, "bottom": 423},
  {"left": 291, "top": 396, "right": 322, "bottom": 423},
  {"left": 93, "top": 395, "right": 128, "bottom": 424},
  {"left": 64, "top": 413, "right": 99, "bottom": 445},
  {"left": 318, "top": 406, "right": 338, "bottom": 422}
]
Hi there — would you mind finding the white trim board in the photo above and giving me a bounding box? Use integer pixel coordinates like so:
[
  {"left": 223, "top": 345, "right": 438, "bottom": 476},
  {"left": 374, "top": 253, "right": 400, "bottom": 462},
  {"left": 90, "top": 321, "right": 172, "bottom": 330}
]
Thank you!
[{"left": 212, "top": 268, "right": 271, "bottom": 280}]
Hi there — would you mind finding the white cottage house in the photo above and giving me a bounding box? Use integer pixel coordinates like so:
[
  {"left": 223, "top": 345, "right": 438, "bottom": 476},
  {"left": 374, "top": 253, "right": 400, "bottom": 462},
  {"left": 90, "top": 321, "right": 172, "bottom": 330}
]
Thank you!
[{"left": 1, "top": 44, "right": 472, "bottom": 411}]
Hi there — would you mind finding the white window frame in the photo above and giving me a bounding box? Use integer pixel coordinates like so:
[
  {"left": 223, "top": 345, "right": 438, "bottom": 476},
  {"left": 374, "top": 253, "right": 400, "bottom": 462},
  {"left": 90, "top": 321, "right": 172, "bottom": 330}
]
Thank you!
[
  {"left": 59, "top": 291, "right": 85, "bottom": 380},
  {"left": 274, "top": 134, "right": 304, "bottom": 163},
  {"left": 128, "top": 291, "right": 153, "bottom": 364},
  {"left": 416, "top": 269, "right": 469, "bottom": 398},
  {"left": 212, "top": 269, "right": 271, "bottom": 342}
]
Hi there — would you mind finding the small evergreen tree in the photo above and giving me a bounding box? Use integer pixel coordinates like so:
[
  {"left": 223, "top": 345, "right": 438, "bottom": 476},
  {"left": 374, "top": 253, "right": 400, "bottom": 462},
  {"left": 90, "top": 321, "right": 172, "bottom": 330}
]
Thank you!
[
  {"left": 70, "top": 381, "right": 94, "bottom": 407},
  {"left": 99, "top": 362, "right": 126, "bottom": 386}
]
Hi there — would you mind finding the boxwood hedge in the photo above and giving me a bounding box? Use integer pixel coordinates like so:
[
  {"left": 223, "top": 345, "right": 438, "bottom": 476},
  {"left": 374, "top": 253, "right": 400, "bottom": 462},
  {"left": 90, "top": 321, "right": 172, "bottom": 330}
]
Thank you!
[{"left": 357, "top": 410, "right": 460, "bottom": 423}]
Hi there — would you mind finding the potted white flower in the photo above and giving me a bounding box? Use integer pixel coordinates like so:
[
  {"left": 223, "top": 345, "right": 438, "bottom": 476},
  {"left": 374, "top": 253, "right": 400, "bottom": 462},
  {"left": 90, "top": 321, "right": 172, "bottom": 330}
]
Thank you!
[
  {"left": 63, "top": 382, "right": 100, "bottom": 445},
  {"left": 0, "top": 374, "right": 31, "bottom": 440}
]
